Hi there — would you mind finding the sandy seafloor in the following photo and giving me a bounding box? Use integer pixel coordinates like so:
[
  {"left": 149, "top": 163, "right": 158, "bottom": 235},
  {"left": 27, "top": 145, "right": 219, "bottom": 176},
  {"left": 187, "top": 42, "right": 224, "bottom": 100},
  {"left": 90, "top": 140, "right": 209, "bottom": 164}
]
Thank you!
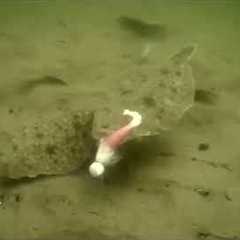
[{"left": 0, "top": 0, "right": 240, "bottom": 239}]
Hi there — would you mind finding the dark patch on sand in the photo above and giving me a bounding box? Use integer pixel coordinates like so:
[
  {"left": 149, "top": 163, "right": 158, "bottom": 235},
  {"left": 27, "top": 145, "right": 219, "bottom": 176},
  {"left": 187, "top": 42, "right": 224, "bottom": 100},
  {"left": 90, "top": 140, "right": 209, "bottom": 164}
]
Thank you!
[
  {"left": 198, "top": 143, "right": 210, "bottom": 151},
  {"left": 194, "top": 89, "right": 218, "bottom": 105},
  {"left": 118, "top": 16, "right": 167, "bottom": 39},
  {"left": 18, "top": 76, "right": 68, "bottom": 94}
]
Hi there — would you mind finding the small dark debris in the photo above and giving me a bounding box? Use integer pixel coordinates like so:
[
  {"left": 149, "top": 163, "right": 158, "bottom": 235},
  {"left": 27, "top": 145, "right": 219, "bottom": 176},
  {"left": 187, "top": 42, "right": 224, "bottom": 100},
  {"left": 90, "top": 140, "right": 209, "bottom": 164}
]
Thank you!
[
  {"left": 81, "top": 130, "right": 89, "bottom": 139},
  {"left": 58, "top": 20, "right": 67, "bottom": 29},
  {"left": 101, "top": 123, "right": 110, "bottom": 129},
  {"left": 120, "top": 89, "right": 133, "bottom": 95},
  {"left": 12, "top": 143, "right": 18, "bottom": 151},
  {"left": 32, "top": 225, "right": 39, "bottom": 231},
  {"left": 197, "top": 231, "right": 210, "bottom": 239},
  {"left": 197, "top": 231, "right": 240, "bottom": 240},
  {"left": 198, "top": 143, "right": 209, "bottom": 151},
  {"left": 136, "top": 187, "right": 144, "bottom": 192},
  {"left": 14, "top": 193, "right": 22, "bottom": 202},
  {"left": 164, "top": 183, "right": 171, "bottom": 188},
  {"left": 194, "top": 187, "right": 210, "bottom": 197},
  {"left": 158, "top": 151, "right": 175, "bottom": 157},
  {"left": 87, "top": 210, "right": 100, "bottom": 216},
  {"left": 224, "top": 192, "right": 232, "bottom": 201},
  {"left": 194, "top": 89, "right": 218, "bottom": 105},
  {"left": 142, "top": 96, "right": 156, "bottom": 107},
  {"left": 8, "top": 108, "right": 14, "bottom": 114},
  {"left": 56, "top": 40, "right": 67, "bottom": 45}
]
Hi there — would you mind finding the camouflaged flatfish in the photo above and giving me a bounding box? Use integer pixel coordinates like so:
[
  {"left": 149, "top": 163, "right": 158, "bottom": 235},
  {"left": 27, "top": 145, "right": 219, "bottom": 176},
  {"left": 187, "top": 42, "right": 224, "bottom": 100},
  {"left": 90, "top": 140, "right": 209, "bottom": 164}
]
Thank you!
[
  {"left": 92, "top": 44, "right": 197, "bottom": 136},
  {"left": 0, "top": 110, "right": 95, "bottom": 179}
]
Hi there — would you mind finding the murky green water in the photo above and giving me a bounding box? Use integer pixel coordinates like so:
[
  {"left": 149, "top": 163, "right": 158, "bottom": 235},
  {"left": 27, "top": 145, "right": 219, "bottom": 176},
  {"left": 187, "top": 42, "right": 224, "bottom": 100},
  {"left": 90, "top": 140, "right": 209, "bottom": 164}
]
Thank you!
[{"left": 0, "top": 1, "right": 240, "bottom": 239}]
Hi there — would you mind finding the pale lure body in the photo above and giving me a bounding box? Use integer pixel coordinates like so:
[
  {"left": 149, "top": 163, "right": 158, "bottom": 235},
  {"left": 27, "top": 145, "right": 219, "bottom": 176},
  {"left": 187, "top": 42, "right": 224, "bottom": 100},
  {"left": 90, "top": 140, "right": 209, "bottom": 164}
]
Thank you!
[{"left": 89, "top": 109, "right": 142, "bottom": 178}]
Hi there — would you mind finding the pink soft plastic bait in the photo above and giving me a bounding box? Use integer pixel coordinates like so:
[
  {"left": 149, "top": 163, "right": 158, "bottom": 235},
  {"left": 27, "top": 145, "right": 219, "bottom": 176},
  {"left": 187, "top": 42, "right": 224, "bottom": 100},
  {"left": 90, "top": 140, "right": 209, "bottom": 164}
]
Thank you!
[{"left": 89, "top": 109, "right": 142, "bottom": 178}]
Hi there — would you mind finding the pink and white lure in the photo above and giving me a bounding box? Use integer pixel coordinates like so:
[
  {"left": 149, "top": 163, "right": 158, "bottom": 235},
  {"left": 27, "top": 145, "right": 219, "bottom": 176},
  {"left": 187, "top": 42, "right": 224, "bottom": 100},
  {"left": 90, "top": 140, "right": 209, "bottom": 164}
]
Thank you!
[{"left": 89, "top": 109, "right": 142, "bottom": 178}]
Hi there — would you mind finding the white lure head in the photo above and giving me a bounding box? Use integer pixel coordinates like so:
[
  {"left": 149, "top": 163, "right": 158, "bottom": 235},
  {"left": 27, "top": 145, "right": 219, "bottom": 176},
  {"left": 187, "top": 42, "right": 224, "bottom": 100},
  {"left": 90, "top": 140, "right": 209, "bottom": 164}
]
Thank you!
[
  {"left": 89, "top": 140, "right": 115, "bottom": 178},
  {"left": 89, "top": 162, "right": 105, "bottom": 178}
]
